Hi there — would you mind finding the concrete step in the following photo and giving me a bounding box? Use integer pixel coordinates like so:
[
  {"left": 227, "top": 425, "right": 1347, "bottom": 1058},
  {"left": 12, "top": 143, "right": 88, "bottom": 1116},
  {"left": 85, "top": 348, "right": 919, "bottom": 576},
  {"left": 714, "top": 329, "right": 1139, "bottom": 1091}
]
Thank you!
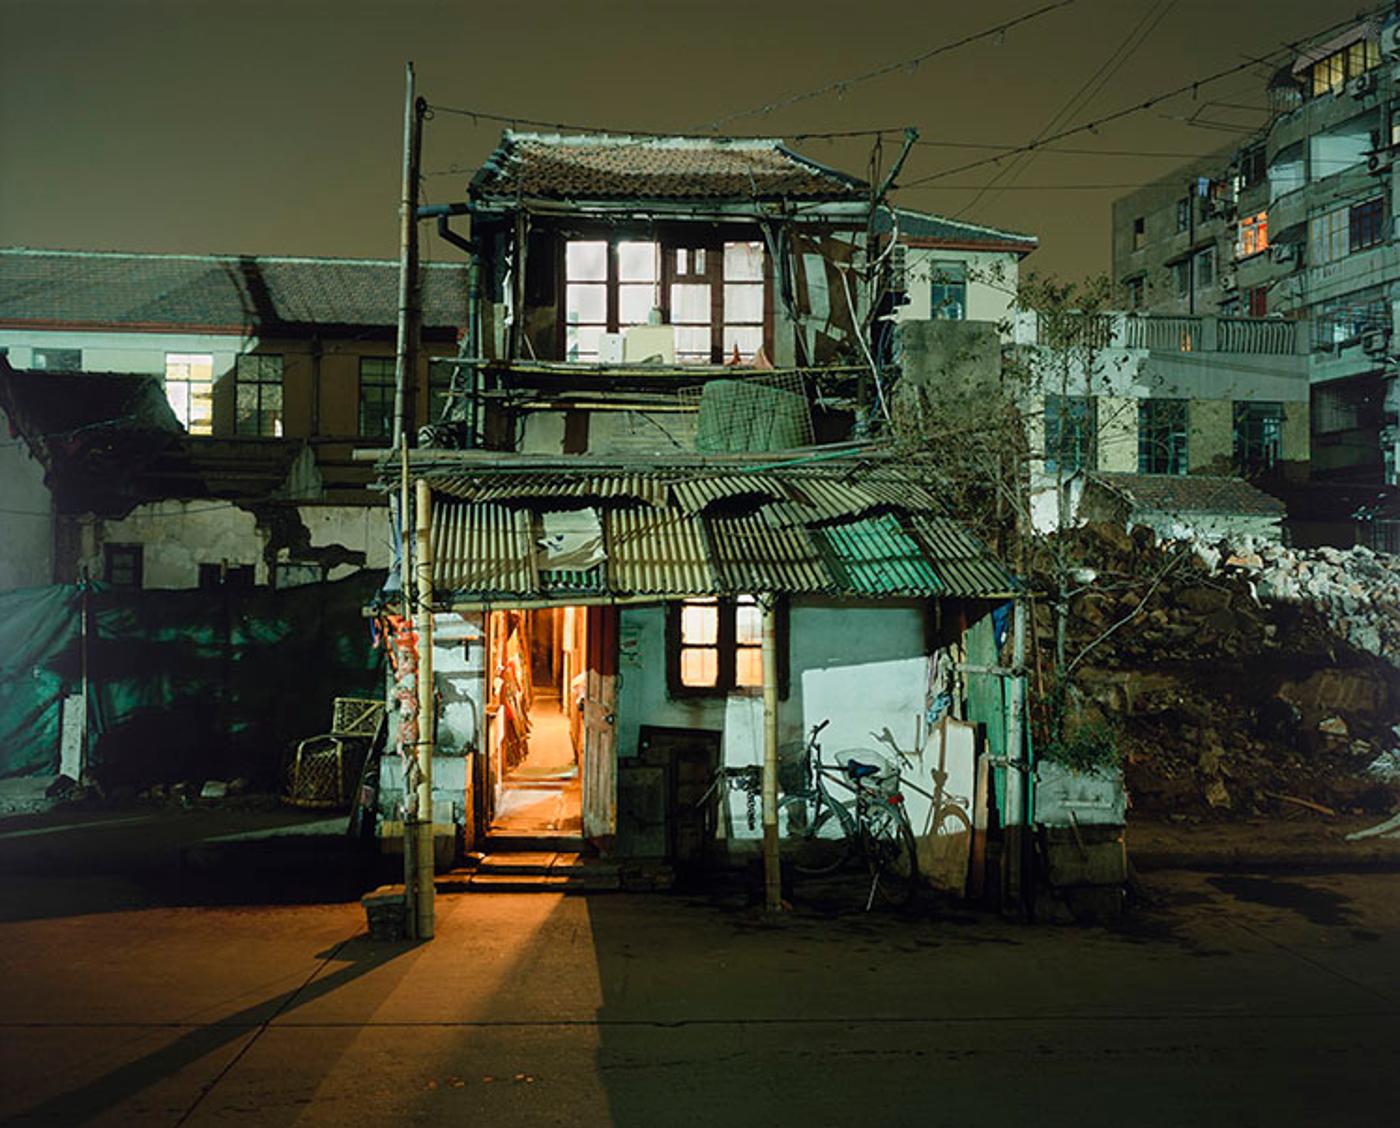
[
  {"left": 484, "top": 833, "right": 586, "bottom": 852},
  {"left": 436, "top": 852, "right": 625, "bottom": 893}
]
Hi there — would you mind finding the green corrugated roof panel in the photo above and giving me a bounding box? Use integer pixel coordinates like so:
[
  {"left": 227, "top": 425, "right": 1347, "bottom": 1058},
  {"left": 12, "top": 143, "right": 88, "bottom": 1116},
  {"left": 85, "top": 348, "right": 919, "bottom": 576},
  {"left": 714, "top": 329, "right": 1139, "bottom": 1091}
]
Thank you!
[{"left": 820, "top": 513, "right": 945, "bottom": 596}]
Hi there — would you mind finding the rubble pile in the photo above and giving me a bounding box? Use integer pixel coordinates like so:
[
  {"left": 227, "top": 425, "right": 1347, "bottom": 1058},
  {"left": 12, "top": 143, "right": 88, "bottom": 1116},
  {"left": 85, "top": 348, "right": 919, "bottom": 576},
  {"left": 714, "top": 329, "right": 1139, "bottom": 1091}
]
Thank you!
[{"left": 1036, "top": 523, "right": 1400, "bottom": 820}]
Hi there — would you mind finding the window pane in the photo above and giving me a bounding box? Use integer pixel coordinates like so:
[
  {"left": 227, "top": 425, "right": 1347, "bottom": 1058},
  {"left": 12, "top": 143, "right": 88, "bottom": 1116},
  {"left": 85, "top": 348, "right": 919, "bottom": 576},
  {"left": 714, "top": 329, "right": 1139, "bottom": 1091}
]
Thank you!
[
  {"left": 188, "top": 382, "right": 213, "bottom": 435},
  {"left": 236, "top": 383, "right": 259, "bottom": 434},
  {"left": 618, "top": 241, "right": 659, "bottom": 282},
  {"left": 566, "top": 240, "right": 608, "bottom": 281},
  {"left": 724, "top": 283, "right": 764, "bottom": 323},
  {"left": 724, "top": 241, "right": 764, "bottom": 281},
  {"left": 681, "top": 600, "right": 719, "bottom": 645},
  {"left": 674, "top": 326, "right": 712, "bottom": 359},
  {"left": 566, "top": 326, "right": 604, "bottom": 361},
  {"left": 735, "top": 598, "right": 761, "bottom": 645},
  {"left": 735, "top": 647, "right": 763, "bottom": 687},
  {"left": 723, "top": 326, "right": 763, "bottom": 360},
  {"left": 618, "top": 283, "right": 655, "bottom": 326},
  {"left": 565, "top": 283, "right": 607, "bottom": 324},
  {"left": 671, "top": 283, "right": 711, "bottom": 323},
  {"left": 680, "top": 648, "right": 719, "bottom": 687}
]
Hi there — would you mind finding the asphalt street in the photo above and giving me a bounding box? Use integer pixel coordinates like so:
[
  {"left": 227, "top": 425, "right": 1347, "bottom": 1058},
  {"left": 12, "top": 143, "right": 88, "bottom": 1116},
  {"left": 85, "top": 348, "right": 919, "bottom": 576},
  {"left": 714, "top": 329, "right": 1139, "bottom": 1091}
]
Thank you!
[{"left": 1, "top": 814, "right": 1396, "bottom": 1126}]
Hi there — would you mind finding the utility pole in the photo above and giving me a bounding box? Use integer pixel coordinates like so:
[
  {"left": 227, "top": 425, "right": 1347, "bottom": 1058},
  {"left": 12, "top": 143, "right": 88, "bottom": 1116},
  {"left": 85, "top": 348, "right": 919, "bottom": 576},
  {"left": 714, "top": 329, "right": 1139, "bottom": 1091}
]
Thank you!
[
  {"left": 393, "top": 62, "right": 425, "bottom": 448},
  {"left": 761, "top": 598, "right": 782, "bottom": 914}
]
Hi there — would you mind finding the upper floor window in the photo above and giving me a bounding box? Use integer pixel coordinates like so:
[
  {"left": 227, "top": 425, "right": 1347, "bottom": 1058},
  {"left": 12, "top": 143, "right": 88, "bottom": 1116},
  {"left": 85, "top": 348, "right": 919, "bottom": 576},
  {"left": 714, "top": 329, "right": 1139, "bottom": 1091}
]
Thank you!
[
  {"left": 1310, "top": 196, "right": 1386, "bottom": 265},
  {"left": 1313, "top": 286, "right": 1388, "bottom": 348},
  {"left": 929, "top": 261, "right": 967, "bottom": 321},
  {"left": 1175, "top": 198, "right": 1190, "bottom": 234},
  {"left": 1171, "top": 259, "right": 1190, "bottom": 298},
  {"left": 104, "top": 543, "right": 143, "bottom": 588},
  {"left": 1236, "top": 146, "right": 1266, "bottom": 191},
  {"left": 31, "top": 347, "right": 80, "bottom": 372},
  {"left": 1247, "top": 285, "right": 1268, "bottom": 318},
  {"left": 359, "top": 357, "right": 395, "bottom": 439},
  {"left": 165, "top": 353, "right": 213, "bottom": 435},
  {"left": 234, "top": 354, "right": 283, "bottom": 437},
  {"left": 1138, "top": 398, "right": 1189, "bottom": 476},
  {"left": 1124, "top": 276, "right": 1145, "bottom": 310},
  {"left": 1236, "top": 211, "right": 1269, "bottom": 259},
  {"left": 1131, "top": 216, "right": 1146, "bottom": 251},
  {"left": 1044, "top": 394, "right": 1096, "bottom": 475},
  {"left": 564, "top": 238, "right": 767, "bottom": 364},
  {"left": 1193, "top": 247, "right": 1216, "bottom": 290},
  {"left": 1305, "top": 36, "right": 1380, "bottom": 99},
  {"left": 1349, "top": 196, "right": 1386, "bottom": 251}
]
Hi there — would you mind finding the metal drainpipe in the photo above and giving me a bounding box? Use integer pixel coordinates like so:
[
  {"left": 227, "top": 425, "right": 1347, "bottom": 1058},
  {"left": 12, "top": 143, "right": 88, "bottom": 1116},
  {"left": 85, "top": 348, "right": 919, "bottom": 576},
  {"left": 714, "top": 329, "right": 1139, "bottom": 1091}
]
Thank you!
[{"left": 421, "top": 204, "right": 477, "bottom": 447}]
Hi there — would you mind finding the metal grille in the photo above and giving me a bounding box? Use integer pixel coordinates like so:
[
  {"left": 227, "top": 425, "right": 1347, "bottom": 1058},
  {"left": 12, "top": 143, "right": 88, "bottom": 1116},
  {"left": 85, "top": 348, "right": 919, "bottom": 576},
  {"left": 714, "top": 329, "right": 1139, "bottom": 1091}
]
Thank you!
[{"left": 680, "top": 371, "right": 813, "bottom": 452}]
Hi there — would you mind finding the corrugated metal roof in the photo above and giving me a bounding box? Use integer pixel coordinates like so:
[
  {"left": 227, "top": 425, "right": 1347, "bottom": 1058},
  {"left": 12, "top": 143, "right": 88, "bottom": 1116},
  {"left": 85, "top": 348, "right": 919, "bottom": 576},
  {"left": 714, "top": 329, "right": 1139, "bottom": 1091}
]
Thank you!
[
  {"left": 820, "top": 514, "right": 945, "bottom": 595},
  {"left": 609, "top": 508, "right": 716, "bottom": 594},
  {"left": 424, "top": 462, "right": 1019, "bottom": 603},
  {"left": 433, "top": 503, "right": 537, "bottom": 597},
  {"left": 708, "top": 516, "right": 829, "bottom": 593}
]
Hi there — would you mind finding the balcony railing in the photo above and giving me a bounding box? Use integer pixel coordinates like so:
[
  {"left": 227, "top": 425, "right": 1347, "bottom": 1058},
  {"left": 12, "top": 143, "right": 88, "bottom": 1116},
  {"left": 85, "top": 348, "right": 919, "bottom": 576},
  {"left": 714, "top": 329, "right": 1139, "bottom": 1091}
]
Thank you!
[{"left": 1017, "top": 312, "right": 1301, "bottom": 355}]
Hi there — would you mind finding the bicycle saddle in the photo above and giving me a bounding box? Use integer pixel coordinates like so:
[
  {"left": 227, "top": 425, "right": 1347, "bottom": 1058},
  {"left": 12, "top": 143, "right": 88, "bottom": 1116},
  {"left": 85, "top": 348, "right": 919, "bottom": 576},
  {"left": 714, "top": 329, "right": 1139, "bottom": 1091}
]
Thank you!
[{"left": 845, "top": 759, "right": 881, "bottom": 780}]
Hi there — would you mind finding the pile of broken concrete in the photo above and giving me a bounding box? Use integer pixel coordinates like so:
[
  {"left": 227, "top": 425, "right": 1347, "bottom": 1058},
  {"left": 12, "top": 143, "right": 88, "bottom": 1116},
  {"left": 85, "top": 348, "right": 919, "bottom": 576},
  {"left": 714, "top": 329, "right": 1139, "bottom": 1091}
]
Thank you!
[{"left": 1036, "top": 523, "right": 1400, "bottom": 821}]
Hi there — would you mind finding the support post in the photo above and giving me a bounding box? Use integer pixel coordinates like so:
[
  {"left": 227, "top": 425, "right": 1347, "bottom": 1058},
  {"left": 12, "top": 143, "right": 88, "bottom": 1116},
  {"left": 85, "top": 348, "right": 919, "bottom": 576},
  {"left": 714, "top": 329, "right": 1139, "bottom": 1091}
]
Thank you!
[
  {"left": 761, "top": 597, "right": 782, "bottom": 914},
  {"left": 392, "top": 61, "right": 424, "bottom": 448},
  {"left": 1003, "top": 599, "right": 1029, "bottom": 918},
  {"left": 414, "top": 477, "right": 436, "bottom": 939},
  {"left": 399, "top": 434, "right": 417, "bottom": 938}
]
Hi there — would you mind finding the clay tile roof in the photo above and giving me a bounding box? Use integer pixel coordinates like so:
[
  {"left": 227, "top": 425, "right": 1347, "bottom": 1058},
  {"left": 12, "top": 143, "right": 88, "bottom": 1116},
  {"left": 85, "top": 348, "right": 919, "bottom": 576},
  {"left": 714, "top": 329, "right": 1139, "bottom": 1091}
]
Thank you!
[
  {"left": 470, "top": 131, "right": 868, "bottom": 202},
  {"left": 1092, "top": 473, "right": 1285, "bottom": 517},
  {"left": 0, "top": 249, "right": 467, "bottom": 332}
]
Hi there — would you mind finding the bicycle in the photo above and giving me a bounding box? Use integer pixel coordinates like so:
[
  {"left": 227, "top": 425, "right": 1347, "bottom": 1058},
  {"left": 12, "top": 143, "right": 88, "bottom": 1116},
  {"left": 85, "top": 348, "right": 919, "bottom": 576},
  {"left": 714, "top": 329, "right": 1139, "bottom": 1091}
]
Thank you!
[{"left": 778, "top": 719, "right": 920, "bottom": 908}]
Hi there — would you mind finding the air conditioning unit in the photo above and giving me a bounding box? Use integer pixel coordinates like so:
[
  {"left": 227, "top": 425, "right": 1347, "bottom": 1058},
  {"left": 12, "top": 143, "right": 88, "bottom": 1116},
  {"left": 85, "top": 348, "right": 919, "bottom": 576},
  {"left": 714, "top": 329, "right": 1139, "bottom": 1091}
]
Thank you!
[
  {"left": 1369, "top": 148, "right": 1396, "bottom": 175},
  {"left": 1363, "top": 330, "right": 1391, "bottom": 356},
  {"left": 1270, "top": 243, "right": 1300, "bottom": 266},
  {"left": 1351, "top": 72, "right": 1378, "bottom": 99},
  {"left": 1219, "top": 271, "right": 1237, "bottom": 292}
]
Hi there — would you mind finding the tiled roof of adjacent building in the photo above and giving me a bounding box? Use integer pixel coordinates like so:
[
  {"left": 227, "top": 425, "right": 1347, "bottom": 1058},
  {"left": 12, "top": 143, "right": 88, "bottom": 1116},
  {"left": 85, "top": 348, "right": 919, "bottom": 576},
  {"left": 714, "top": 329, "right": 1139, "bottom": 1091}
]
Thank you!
[
  {"left": 0, "top": 248, "right": 467, "bottom": 332},
  {"left": 469, "top": 131, "right": 869, "bottom": 203},
  {"left": 1091, "top": 472, "right": 1285, "bottom": 517},
  {"left": 874, "top": 207, "right": 1038, "bottom": 254}
]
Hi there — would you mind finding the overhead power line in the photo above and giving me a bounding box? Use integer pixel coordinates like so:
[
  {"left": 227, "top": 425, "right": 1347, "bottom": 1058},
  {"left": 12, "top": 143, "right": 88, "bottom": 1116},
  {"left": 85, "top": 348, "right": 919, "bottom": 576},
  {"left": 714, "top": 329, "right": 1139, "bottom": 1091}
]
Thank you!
[
  {"left": 696, "top": 0, "right": 1082, "bottom": 132},
  {"left": 899, "top": 10, "right": 1371, "bottom": 190}
]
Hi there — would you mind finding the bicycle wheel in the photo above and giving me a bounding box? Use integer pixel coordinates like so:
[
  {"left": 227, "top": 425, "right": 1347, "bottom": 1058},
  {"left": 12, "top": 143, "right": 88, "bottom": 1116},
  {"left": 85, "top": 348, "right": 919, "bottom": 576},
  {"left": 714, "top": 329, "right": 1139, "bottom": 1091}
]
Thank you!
[
  {"left": 866, "top": 803, "right": 920, "bottom": 906},
  {"left": 780, "top": 793, "right": 856, "bottom": 875}
]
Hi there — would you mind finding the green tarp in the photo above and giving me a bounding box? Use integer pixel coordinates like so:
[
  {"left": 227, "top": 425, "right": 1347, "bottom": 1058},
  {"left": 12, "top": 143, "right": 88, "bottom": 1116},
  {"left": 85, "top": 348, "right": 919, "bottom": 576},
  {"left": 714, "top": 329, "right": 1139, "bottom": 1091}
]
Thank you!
[{"left": 0, "top": 574, "right": 384, "bottom": 785}]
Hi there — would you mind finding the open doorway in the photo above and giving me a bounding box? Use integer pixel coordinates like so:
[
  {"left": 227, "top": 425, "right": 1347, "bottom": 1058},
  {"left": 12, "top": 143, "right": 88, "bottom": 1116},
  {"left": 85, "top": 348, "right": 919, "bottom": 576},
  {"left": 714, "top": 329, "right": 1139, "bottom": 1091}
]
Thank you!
[{"left": 483, "top": 605, "right": 615, "bottom": 847}]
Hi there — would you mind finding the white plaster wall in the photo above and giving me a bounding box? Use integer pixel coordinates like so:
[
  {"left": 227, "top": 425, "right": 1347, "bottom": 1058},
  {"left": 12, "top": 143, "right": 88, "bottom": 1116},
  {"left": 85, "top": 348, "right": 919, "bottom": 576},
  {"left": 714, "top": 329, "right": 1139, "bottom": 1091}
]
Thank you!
[
  {"left": 84, "top": 501, "right": 266, "bottom": 588},
  {"left": 0, "top": 328, "right": 248, "bottom": 377},
  {"left": 0, "top": 414, "right": 54, "bottom": 590},
  {"left": 295, "top": 505, "right": 393, "bottom": 580},
  {"left": 896, "top": 248, "right": 1020, "bottom": 332},
  {"left": 616, "top": 600, "right": 934, "bottom": 841}
]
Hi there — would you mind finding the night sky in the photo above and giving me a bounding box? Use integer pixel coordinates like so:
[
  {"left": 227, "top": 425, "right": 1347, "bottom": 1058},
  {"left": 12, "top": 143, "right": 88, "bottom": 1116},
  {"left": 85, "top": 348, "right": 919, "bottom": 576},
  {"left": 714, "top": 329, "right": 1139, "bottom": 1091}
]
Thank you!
[{"left": 1, "top": 0, "right": 1338, "bottom": 280}]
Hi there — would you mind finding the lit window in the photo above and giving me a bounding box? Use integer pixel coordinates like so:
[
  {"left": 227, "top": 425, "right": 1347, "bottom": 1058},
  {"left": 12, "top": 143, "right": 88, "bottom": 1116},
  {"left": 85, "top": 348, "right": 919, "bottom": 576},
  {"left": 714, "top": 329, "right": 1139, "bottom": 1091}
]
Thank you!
[
  {"left": 1307, "top": 36, "right": 1380, "bottom": 99},
  {"left": 359, "top": 357, "right": 395, "bottom": 439},
  {"left": 1138, "top": 399, "right": 1189, "bottom": 476},
  {"left": 165, "top": 353, "right": 214, "bottom": 434},
  {"left": 234, "top": 354, "right": 283, "bottom": 437},
  {"left": 565, "top": 240, "right": 610, "bottom": 362},
  {"left": 669, "top": 595, "right": 782, "bottom": 695},
  {"left": 723, "top": 242, "right": 765, "bottom": 362},
  {"left": 1236, "top": 211, "right": 1269, "bottom": 258}
]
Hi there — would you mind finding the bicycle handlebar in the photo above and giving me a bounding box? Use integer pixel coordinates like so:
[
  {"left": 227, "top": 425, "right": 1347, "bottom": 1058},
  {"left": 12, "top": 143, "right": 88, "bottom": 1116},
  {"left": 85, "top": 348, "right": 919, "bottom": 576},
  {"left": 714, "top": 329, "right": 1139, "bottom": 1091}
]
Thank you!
[{"left": 811, "top": 718, "right": 830, "bottom": 737}]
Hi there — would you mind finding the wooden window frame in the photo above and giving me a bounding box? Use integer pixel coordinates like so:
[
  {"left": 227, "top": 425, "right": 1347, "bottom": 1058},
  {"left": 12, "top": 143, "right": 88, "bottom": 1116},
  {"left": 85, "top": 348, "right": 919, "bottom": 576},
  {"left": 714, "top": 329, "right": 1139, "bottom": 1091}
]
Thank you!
[
  {"left": 665, "top": 596, "right": 789, "bottom": 699},
  {"left": 358, "top": 356, "right": 396, "bottom": 440},
  {"left": 233, "top": 353, "right": 284, "bottom": 437},
  {"left": 104, "top": 543, "right": 143, "bottom": 589},
  {"left": 555, "top": 225, "right": 774, "bottom": 364}
]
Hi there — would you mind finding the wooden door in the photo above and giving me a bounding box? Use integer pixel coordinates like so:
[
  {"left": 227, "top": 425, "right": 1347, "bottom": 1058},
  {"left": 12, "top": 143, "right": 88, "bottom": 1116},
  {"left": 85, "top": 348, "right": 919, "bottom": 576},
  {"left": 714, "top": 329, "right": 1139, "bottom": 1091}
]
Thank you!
[{"left": 581, "top": 606, "right": 619, "bottom": 851}]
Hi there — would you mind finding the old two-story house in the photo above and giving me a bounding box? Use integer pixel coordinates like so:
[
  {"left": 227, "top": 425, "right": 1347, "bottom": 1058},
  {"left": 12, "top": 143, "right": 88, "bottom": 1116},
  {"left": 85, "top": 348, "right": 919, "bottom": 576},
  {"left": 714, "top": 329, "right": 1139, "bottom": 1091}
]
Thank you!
[
  {"left": 378, "top": 132, "right": 1039, "bottom": 913},
  {"left": 0, "top": 249, "right": 468, "bottom": 591},
  {"left": 1111, "top": 5, "right": 1400, "bottom": 543}
]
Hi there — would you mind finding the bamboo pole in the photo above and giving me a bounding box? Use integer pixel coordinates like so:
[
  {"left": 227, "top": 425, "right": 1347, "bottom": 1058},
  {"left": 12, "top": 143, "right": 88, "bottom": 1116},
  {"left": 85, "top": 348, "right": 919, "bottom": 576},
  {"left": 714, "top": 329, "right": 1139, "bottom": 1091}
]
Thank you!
[
  {"left": 1004, "top": 599, "right": 1028, "bottom": 918},
  {"left": 399, "top": 432, "right": 417, "bottom": 939},
  {"left": 761, "top": 598, "right": 782, "bottom": 914},
  {"left": 414, "top": 477, "right": 436, "bottom": 939}
]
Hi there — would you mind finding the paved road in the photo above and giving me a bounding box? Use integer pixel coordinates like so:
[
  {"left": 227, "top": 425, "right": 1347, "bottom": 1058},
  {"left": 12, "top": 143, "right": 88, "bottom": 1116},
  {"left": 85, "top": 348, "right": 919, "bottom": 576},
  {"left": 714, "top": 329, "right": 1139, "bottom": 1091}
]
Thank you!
[{"left": 1, "top": 818, "right": 1397, "bottom": 1126}]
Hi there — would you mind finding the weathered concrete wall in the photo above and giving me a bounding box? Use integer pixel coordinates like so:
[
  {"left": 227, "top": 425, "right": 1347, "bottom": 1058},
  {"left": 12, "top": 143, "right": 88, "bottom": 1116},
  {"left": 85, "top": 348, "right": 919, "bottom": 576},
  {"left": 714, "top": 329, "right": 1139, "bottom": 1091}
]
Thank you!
[
  {"left": 1282, "top": 400, "right": 1310, "bottom": 464},
  {"left": 1188, "top": 399, "right": 1234, "bottom": 473},
  {"left": 897, "top": 320, "right": 1002, "bottom": 398},
  {"left": 84, "top": 502, "right": 266, "bottom": 588},
  {"left": 1096, "top": 396, "right": 1138, "bottom": 472},
  {"left": 0, "top": 408, "right": 53, "bottom": 591}
]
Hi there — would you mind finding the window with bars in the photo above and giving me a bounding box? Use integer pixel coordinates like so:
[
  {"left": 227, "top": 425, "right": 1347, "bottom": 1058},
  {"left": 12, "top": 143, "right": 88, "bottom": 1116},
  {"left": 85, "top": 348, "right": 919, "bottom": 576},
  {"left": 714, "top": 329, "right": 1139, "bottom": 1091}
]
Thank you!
[
  {"left": 234, "top": 354, "right": 283, "bottom": 436},
  {"left": 358, "top": 357, "right": 395, "bottom": 439},
  {"left": 164, "top": 353, "right": 214, "bottom": 435},
  {"left": 1233, "top": 401, "right": 1284, "bottom": 473},
  {"left": 1349, "top": 196, "right": 1386, "bottom": 252},
  {"left": 1314, "top": 287, "right": 1388, "bottom": 348},
  {"left": 104, "top": 544, "right": 143, "bottom": 588},
  {"left": 667, "top": 595, "right": 784, "bottom": 696},
  {"left": 1044, "top": 395, "right": 1096, "bottom": 474},
  {"left": 1138, "top": 399, "right": 1189, "bottom": 475}
]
